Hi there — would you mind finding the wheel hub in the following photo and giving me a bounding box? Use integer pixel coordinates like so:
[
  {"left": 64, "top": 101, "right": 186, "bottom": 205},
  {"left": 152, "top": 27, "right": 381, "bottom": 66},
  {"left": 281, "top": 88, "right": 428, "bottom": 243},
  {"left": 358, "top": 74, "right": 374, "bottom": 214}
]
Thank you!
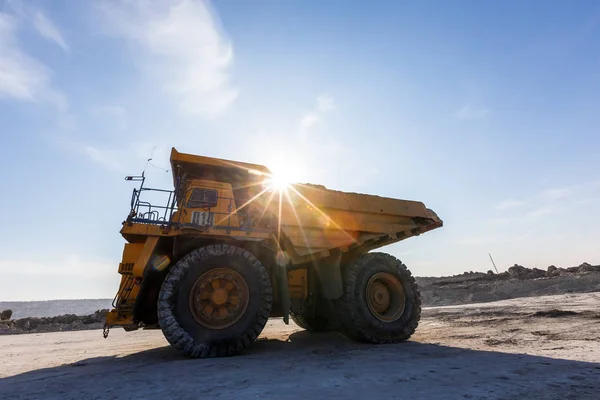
[
  {"left": 189, "top": 268, "right": 249, "bottom": 329},
  {"left": 211, "top": 289, "right": 228, "bottom": 306},
  {"left": 370, "top": 282, "right": 391, "bottom": 312},
  {"left": 366, "top": 272, "right": 406, "bottom": 322}
]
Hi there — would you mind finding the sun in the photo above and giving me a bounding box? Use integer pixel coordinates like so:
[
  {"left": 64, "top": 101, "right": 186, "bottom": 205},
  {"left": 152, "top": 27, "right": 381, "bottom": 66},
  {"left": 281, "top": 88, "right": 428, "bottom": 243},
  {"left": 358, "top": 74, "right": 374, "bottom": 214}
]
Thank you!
[
  {"left": 263, "top": 158, "right": 305, "bottom": 192},
  {"left": 265, "top": 173, "right": 293, "bottom": 191}
]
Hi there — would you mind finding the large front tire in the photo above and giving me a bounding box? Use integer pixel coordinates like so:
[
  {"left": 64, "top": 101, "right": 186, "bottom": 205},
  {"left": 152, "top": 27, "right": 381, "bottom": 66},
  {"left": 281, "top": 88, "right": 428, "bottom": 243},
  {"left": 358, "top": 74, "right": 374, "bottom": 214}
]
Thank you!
[
  {"left": 335, "top": 252, "right": 421, "bottom": 343},
  {"left": 157, "top": 244, "right": 272, "bottom": 358}
]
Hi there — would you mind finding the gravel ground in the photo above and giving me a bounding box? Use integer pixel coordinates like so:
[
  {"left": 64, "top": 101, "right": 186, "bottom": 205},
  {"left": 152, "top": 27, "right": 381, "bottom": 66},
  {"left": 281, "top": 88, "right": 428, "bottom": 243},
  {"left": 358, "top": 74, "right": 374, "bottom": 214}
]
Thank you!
[{"left": 1, "top": 293, "right": 599, "bottom": 400}]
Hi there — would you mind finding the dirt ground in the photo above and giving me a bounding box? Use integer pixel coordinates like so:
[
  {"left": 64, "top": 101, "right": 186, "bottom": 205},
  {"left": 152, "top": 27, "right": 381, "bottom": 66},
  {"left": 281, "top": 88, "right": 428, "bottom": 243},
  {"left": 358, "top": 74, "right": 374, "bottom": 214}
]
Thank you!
[{"left": 1, "top": 293, "right": 599, "bottom": 400}]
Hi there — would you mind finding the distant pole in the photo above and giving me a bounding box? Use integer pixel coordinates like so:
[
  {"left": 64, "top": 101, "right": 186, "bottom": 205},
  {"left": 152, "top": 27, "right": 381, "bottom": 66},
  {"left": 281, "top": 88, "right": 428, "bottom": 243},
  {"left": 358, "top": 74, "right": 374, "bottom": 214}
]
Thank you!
[{"left": 488, "top": 253, "right": 499, "bottom": 274}]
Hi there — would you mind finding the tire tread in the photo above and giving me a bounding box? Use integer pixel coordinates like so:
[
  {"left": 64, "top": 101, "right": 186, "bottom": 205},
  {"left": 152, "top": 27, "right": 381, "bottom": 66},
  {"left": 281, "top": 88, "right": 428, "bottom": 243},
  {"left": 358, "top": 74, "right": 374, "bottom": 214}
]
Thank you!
[
  {"left": 335, "top": 252, "right": 421, "bottom": 344},
  {"left": 157, "top": 244, "right": 272, "bottom": 357}
]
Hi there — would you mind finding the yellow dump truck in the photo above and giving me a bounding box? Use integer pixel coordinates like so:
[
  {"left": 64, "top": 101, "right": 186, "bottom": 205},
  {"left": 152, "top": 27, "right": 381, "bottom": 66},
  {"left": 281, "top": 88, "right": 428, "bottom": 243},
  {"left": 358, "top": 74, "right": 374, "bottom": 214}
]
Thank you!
[{"left": 105, "top": 148, "right": 443, "bottom": 357}]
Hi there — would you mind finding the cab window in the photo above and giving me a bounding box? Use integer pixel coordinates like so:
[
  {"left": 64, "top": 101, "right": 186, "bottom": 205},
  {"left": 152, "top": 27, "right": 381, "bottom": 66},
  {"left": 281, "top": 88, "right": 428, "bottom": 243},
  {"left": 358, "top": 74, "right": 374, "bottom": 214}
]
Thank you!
[{"left": 187, "top": 188, "right": 218, "bottom": 208}]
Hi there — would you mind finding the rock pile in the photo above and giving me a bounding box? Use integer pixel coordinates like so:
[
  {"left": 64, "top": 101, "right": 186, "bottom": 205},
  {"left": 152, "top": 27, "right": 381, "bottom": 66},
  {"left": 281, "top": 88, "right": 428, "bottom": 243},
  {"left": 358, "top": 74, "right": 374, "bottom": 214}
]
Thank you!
[
  {"left": 0, "top": 309, "right": 109, "bottom": 335},
  {"left": 416, "top": 262, "right": 600, "bottom": 292},
  {"left": 425, "top": 262, "right": 599, "bottom": 283},
  {"left": 1, "top": 309, "right": 12, "bottom": 321},
  {"left": 544, "top": 262, "right": 600, "bottom": 277},
  {"left": 507, "top": 264, "right": 546, "bottom": 279},
  {"left": 417, "top": 261, "right": 600, "bottom": 307}
]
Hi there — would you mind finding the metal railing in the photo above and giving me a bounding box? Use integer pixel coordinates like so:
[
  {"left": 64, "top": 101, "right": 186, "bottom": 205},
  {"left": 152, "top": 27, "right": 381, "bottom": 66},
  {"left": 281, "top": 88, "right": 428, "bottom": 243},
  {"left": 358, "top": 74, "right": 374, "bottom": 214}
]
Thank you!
[
  {"left": 124, "top": 173, "right": 275, "bottom": 233},
  {"left": 129, "top": 186, "right": 177, "bottom": 225},
  {"left": 127, "top": 185, "right": 267, "bottom": 233}
]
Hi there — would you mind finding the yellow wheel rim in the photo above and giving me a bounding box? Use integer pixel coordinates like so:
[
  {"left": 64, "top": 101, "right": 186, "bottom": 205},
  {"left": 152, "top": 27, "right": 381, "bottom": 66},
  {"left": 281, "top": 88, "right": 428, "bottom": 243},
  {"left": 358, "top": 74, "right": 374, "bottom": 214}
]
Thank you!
[
  {"left": 365, "top": 272, "right": 406, "bottom": 322},
  {"left": 189, "top": 268, "right": 249, "bottom": 329}
]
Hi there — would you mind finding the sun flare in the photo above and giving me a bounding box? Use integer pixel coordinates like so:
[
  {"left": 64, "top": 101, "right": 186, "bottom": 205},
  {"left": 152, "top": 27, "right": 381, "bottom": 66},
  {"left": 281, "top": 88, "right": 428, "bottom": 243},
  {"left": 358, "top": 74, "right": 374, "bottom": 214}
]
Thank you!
[
  {"left": 263, "top": 158, "right": 306, "bottom": 192},
  {"left": 264, "top": 173, "right": 293, "bottom": 191}
]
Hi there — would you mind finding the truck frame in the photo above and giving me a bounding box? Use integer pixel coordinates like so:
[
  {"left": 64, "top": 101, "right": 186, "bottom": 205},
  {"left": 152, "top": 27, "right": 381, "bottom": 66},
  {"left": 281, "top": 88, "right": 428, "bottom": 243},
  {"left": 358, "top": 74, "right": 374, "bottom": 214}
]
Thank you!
[{"left": 105, "top": 148, "right": 443, "bottom": 357}]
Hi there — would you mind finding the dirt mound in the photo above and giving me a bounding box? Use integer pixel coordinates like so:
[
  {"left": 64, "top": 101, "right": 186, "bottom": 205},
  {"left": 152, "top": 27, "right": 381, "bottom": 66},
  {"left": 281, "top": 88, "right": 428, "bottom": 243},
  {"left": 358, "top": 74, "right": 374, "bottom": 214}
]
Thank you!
[
  {"left": 0, "top": 309, "right": 108, "bottom": 335},
  {"left": 417, "top": 262, "right": 600, "bottom": 289},
  {"left": 417, "top": 262, "right": 600, "bottom": 307}
]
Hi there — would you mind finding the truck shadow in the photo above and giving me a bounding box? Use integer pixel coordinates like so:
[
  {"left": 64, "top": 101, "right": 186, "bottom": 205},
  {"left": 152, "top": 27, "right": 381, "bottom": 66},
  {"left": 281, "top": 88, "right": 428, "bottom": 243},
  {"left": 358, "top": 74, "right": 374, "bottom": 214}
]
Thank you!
[{"left": 2, "top": 331, "right": 599, "bottom": 399}]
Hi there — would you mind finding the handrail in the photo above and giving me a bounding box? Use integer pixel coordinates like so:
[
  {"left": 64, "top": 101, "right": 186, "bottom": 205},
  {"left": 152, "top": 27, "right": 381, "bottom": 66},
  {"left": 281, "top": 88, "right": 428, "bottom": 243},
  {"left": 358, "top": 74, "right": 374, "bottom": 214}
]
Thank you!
[{"left": 127, "top": 185, "right": 259, "bottom": 231}]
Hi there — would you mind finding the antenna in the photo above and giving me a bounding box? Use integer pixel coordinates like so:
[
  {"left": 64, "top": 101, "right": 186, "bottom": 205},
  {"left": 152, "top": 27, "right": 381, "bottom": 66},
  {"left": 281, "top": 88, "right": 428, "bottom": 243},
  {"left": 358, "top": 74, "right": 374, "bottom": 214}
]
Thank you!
[{"left": 143, "top": 146, "right": 170, "bottom": 174}]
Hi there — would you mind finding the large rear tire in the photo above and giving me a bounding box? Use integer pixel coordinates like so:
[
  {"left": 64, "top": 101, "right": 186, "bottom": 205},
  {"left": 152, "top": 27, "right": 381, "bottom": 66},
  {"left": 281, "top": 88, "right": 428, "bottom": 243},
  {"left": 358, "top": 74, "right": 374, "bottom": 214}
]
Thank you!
[
  {"left": 335, "top": 252, "right": 421, "bottom": 343},
  {"left": 157, "top": 244, "right": 272, "bottom": 357}
]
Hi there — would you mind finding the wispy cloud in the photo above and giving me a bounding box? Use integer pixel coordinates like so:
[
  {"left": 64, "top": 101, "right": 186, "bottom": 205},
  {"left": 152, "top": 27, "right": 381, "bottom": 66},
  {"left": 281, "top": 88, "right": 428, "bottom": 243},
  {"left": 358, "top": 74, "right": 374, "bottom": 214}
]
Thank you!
[
  {"left": 299, "top": 93, "right": 336, "bottom": 135},
  {"left": 539, "top": 180, "right": 600, "bottom": 207},
  {"left": 489, "top": 180, "right": 600, "bottom": 225},
  {"left": 299, "top": 113, "right": 319, "bottom": 132},
  {"left": 58, "top": 139, "right": 126, "bottom": 172},
  {"left": 83, "top": 145, "right": 125, "bottom": 172},
  {"left": 316, "top": 94, "right": 335, "bottom": 113},
  {"left": 6, "top": 0, "right": 69, "bottom": 52},
  {"left": 488, "top": 217, "right": 516, "bottom": 225},
  {"left": 456, "top": 104, "right": 489, "bottom": 120},
  {"left": 574, "top": 197, "right": 600, "bottom": 205},
  {"left": 526, "top": 206, "right": 554, "bottom": 218},
  {"left": 0, "top": 11, "right": 66, "bottom": 109},
  {"left": 98, "top": 0, "right": 237, "bottom": 117},
  {"left": 542, "top": 187, "right": 572, "bottom": 201},
  {"left": 238, "top": 91, "right": 346, "bottom": 186},
  {"left": 495, "top": 199, "right": 526, "bottom": 211},
  {"left": 59, "top": 138, "right": 170, "bottom": 173},
  {"left": 31, "top": 10, "right": 69, "bottom": 51}
]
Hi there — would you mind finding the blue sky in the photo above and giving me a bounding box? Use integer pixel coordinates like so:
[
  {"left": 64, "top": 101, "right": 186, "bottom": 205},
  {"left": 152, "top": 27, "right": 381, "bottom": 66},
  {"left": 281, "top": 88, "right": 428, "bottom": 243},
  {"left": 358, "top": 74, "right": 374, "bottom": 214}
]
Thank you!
[{"left": 1, "top": 0, "right": 599, "bottom": 301}]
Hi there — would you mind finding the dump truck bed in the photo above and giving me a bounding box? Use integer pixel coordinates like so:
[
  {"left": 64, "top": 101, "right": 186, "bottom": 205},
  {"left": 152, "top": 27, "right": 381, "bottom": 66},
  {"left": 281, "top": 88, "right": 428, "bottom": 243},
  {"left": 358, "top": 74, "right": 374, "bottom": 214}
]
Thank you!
[
  {"left": 170, "top": 148, "right": 442, "bottom": 262},
  {"left": 278, "top": 183, "right": 442, "bottom": 259}
]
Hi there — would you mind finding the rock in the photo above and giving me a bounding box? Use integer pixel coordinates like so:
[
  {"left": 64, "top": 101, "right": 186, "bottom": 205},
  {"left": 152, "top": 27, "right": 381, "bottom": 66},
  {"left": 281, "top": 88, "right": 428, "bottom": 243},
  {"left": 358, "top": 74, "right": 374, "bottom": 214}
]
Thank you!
[
  {"left": 508, "top": 264, "right": 528, "bottom": 278},
  {"left": 14, "top": 319, "right": 30, "bottom": 330},
  {"left": 487, "top": 270, "right": 495, "bottom": 275},
  {"left": 497, "top": 272, "right": 511, "bottom": 279},
  {"left": 81, "top": 309, "right": 109, "bottom": 324},
  {"left": 0, "top": 320, "right": 15, "bottom": 334},
  {"left": 96, "top": 309, "right": 109, "bottom": 321},
  {"left": 547, "top": 268, "right": 561, "bottom": 277},
  {"left": 508, "top": 264, "right": 546, "bottom": 279},
  {"left": 547, "top": 265, "right": 557, "bottom": 273},
  {"left": 0, "top": 309, "right": 12, "bottom": 321},
  {"left": 52, "top": 314, "right": 79, "bottom": 324},
  {"left": 530, "top": 268, "right": 546, "bottom": 279},
  {"left": 578, "top": 263, "right": 597, "bottom": 272},
  {"left": 27, "top": 317, "right": 41, "bottom": 330},
  {"left": 562, "top": 263, "right": 600, "bottom": 274},
  {"left": 82, "top": 315, "right": 97, "bottom": 325}
]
